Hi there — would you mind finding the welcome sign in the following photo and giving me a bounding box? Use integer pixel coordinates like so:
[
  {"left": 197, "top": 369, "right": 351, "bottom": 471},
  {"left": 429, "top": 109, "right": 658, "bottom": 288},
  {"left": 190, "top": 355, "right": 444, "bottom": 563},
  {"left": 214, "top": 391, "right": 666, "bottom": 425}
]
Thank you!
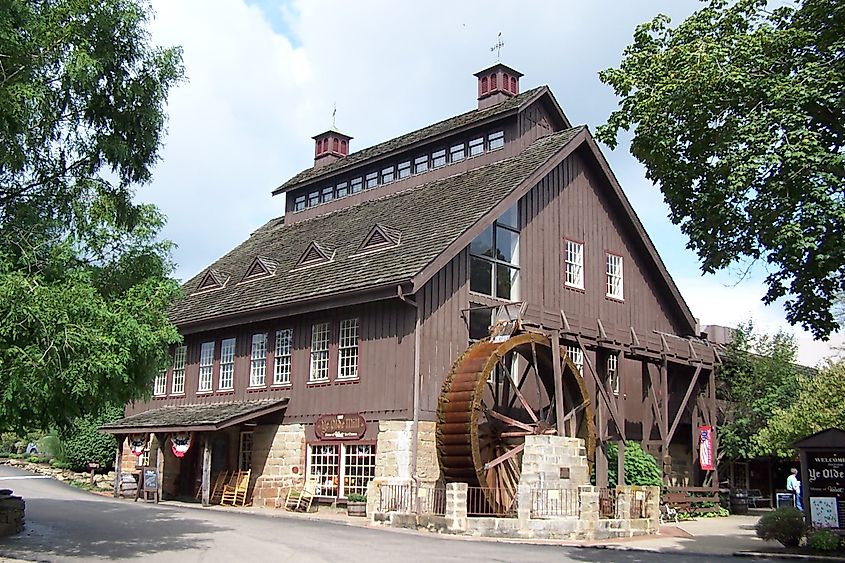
[{"left": 315, "top": 413, "right": 366, "bottom": 440}]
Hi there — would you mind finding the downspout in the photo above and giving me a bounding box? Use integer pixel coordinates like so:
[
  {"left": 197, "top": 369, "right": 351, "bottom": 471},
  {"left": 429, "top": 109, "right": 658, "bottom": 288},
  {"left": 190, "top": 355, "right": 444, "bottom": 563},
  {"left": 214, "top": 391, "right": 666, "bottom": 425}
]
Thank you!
[{"left": 398, "top": 285, "right": 421, "bottom": 496}]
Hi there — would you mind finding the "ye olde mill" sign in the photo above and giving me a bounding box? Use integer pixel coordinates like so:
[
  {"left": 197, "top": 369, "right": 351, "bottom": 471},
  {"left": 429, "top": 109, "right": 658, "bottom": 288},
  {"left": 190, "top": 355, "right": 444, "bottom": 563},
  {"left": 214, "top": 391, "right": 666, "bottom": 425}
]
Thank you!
[{"left": 315, "top": 413, "right": 367, "bottom": 440}]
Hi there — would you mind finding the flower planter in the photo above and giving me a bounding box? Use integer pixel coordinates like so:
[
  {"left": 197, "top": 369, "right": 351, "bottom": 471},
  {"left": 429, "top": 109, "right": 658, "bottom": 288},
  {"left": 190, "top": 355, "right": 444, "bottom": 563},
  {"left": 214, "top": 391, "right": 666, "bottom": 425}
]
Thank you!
[{"left": 347, "top": 501, "right": 367, "bottom": 517}]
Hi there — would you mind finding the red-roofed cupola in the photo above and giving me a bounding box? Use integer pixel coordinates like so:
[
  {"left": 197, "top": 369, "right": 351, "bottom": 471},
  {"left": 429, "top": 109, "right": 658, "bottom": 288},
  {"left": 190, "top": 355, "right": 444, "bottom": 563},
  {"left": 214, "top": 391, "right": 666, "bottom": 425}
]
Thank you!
[
  {"left": 475, "top": 63, "right": 523, "bottom": 110},
  {"left": 313, "top": 128, "right": 352, "bottom": 169}
]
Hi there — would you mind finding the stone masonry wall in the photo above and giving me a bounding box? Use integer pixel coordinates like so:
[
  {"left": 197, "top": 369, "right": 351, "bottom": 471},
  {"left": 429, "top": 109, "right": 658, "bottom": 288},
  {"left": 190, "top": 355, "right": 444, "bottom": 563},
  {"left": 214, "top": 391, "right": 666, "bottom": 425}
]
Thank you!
[
  {"left": 0, "top": 489, "right": 24, "bottom": 537},
  {"left": 251, "top": 423, "right": 306, "bottom": 508},
  {"left": 520, "top": 435, "right": 589, "bottom": 489},
  {"left": 373, "top": 420, "right": 439, "bottom": 482}
]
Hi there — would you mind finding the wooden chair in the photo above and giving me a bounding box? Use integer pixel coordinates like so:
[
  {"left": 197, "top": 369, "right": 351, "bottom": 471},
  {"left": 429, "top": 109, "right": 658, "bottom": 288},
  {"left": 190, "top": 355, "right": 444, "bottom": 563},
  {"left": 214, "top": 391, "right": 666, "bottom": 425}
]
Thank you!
[
  {"left": 284, "top": 481, "right": 316, "bottom": 512},
  {"left": 210, "top": 471, "right": 230, "bottom": 505},
  {"left": 221, "top": 470, "right": 251, "bottom": 507}
]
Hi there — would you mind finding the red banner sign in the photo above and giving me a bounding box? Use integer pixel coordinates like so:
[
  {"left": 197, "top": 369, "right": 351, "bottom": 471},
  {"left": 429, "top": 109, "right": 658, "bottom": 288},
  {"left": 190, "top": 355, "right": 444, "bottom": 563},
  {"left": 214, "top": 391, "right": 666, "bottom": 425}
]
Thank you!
[{"left": 699, "top": 425, "right": 715, "bottom": 471}]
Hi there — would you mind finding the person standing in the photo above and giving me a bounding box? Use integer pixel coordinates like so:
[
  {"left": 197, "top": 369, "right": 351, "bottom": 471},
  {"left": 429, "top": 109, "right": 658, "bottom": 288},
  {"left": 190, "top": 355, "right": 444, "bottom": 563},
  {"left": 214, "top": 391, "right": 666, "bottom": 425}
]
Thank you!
[{"left": 787, "top": 468, "right": 803, "bottom": 510}]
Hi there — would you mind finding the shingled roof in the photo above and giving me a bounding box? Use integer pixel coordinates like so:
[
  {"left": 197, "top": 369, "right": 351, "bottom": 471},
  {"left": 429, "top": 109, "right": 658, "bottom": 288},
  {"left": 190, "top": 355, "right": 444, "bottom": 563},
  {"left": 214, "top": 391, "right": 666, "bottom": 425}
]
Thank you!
[
  {"left": 273, "top": 86, "right": 553, "bottom": 194},
  {"left": 100, "top": 399, "right": 288, "bottom": 434},
  {"left": 171, "top": 127, "right": 584, "bottom": 328}
]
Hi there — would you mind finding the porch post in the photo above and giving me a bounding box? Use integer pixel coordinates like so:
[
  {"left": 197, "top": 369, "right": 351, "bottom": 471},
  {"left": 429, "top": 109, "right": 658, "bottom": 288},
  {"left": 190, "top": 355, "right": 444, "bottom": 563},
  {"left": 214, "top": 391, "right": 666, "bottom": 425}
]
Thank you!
[
  {"left": 156, "top": 433, "right": 165, "bottom": 503},
  {"left": 113, "top": 436, "right": 123, "bottom": 498},
  {"left": 201, "top": 435, "right": 211, "bottom": 507}
]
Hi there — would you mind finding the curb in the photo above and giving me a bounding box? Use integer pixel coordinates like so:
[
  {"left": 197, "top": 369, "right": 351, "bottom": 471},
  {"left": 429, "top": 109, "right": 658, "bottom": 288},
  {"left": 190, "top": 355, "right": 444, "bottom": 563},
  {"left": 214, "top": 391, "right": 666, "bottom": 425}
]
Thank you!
[{"left": 736, "top": 551, "right": 845, "bottom": 562}]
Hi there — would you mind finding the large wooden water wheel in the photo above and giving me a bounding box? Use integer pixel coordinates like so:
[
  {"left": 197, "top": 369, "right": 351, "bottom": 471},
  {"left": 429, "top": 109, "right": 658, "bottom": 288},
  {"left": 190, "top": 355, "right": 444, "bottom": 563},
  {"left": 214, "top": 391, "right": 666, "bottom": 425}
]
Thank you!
[{"left": 437, "top": 332, "right": 595, "bottom": 514}]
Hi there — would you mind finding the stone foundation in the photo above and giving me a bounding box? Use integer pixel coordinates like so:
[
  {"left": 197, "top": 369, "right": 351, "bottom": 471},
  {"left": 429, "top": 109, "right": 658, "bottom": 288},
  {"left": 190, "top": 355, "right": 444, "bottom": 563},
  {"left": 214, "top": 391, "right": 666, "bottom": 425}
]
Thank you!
[
  {"left": 520, "top": 435, "right": 589, "bottom": 489},
  {"left": 251, "top": 423, "right": 306, "bottom": 508},
  {"left": 0, "top": 489, "right": 25, "bottom": 537}
]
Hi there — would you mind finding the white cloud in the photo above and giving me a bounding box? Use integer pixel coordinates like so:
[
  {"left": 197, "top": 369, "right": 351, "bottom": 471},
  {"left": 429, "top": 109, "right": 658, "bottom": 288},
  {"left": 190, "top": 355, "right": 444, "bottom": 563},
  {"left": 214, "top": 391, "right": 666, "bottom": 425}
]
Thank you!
[{"left": 142, "top": 0, "right": 838, "bottom": 365}]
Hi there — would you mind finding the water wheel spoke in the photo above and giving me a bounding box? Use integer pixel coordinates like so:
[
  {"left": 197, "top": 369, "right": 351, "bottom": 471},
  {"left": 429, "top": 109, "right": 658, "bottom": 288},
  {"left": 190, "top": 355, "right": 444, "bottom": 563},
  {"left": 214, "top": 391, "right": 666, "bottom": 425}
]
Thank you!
[
  {"left": 509, "top": 379, "right": 539, "bottom": 424},
  {"left": 483, "top": 442, "right": 524, "bottom": 470},
  {"left": 486, "top": 409, "right": 534, "bottom": 432},
  {"left": 546, "top": 394, "right": 556, "bottom": 425},
  {"left": 500, "top": 430, "right": 532, "bottom": 438},
  {"left": 530, "top": 340, "right": 543, "bottom": 412},
  {"left": 507, "top": 362, "right": 532, "bottom": 410}
]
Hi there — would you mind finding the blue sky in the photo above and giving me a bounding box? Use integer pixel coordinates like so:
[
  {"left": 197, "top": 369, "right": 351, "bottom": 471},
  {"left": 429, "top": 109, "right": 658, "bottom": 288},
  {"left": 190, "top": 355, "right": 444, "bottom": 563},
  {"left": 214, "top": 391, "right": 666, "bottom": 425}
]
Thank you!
[{"left": 144, "top": 0, "right": 841, "bottom": 365}]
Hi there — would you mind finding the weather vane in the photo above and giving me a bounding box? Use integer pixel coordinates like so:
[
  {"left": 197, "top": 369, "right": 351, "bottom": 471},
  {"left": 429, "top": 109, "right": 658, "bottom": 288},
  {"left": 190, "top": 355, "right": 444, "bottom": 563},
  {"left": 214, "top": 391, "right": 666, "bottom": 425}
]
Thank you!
[
  {"left": 332, "top": 102, "right": 337, "bottom": 129},
  {"left": 490, "top": 32, "right": 504, "bottom": 62}
]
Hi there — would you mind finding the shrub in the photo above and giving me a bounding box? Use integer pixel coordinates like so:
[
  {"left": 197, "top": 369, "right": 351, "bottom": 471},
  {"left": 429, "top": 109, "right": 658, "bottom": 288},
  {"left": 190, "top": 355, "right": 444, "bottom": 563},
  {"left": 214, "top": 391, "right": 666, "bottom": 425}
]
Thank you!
[
  {"left": 27, "top": 455, "right": 41, "bottom": 463},
  {"left": 49, "top": 459, "right": 72, "bottom": 470},
  {"left": 755, "top": 507, "right": 804, "bottom": 547},
  {"left": 59, "top": 404, "right": 123, "bottom": 472},
  {"left": 808, "top": 529, "right": 841, "bottom": 551},
  {"left": 0, "top": 452, "right": 12, "bottom": 458},
  {"left": 605, "top": 442, "right": 663, "bottom": 487},
  {"left": 347, "top": 493, "right": 367, "bottom": 502}
]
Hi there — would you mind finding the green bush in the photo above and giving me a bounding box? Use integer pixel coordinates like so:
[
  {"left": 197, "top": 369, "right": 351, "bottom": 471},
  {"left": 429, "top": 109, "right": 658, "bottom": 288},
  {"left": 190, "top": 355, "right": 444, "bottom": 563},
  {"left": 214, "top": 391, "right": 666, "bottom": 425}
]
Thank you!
[
  {"left": 37, "top": 434, "right": 63, "bottom": 459},
  {"left": 807, "top": 529, "right": 841, "bottom": 551},
  {"left": 49, "top": 459, "right": 72, "bottom": 470},
  {"left": 59, "top": 404, "right": 123, "bottom": 472},
  {"left": 755, "top": 507, "right": 804, "bottom": 547},
  {"left": 0, "top": 452, "right": 12, "bottom": 458},
  {"left": 347, "top": 493, "right": 367, "bottom": 502},
  {"left": 605, "top": 442, "right": 663, "bottom": 487}
]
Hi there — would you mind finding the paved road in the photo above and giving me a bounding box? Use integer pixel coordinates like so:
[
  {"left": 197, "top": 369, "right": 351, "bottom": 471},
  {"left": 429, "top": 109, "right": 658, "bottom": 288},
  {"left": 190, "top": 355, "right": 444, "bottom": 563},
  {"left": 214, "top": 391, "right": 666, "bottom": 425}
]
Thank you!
[{"left": 0, "top": 465, "right": 777, "bottom": 562}]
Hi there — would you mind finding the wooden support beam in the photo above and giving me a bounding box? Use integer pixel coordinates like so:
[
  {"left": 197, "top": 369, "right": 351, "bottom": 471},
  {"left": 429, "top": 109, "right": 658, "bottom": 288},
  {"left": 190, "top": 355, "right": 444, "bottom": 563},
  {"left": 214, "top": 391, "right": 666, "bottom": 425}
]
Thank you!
[
  {"left": 201, "top": 435, "right": 211, "bottom": 507},
  {"left": 667, "top": 365, "right": 703, "bottom": 444},
  {"left": 550, "top": 329, "right": 566, "bottom": 436},
  {"left": 646, "top": 363, "right": 666, "bottom": 441},
  {"left": 576, "top": 335, "right": 625, "bottom": 439},
  {"left": 617, "top": 357, "right": 626, "bottom": 486},
  {"left": 155, "top": 433, "right": 165, "bottom": 503},
  {"left": 113, "top": 437, "right": 123, "bottom": 498},
  {"left": 709, "top": 368, "right": 719, "bottom": 485}
]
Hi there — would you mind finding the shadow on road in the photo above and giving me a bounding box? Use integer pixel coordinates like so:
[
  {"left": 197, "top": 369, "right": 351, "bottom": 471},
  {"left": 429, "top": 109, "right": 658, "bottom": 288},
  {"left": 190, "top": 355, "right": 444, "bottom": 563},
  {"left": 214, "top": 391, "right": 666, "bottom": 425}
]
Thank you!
[{"left": 0, "top": 498, "right": 228, "bottom": 560}]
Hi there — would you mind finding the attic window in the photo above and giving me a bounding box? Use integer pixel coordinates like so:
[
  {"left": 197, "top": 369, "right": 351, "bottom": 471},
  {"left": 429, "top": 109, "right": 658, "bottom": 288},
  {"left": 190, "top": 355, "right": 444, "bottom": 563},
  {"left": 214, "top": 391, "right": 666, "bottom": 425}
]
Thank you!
[
  {"left": 243, "top": 256, "right": 277, "bottom": 281},
  {"left": 296, "top": 241, "right": 334, "bottom": 268},
  {"left": 357, "top": 224, "right": 400, "bottom": 253},
  {"left": 196, "top": 269, "right": 228, "bottom": 292}
]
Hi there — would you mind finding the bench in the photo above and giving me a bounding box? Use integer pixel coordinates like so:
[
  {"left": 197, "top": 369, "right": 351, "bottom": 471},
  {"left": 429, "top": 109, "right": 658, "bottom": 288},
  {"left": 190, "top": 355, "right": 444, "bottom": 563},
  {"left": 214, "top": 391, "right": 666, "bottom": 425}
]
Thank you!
[
  {"left": 662, "top": 487, "right": 721, "bottom": 516},
  {"left": 745, "top": 489, "right": 772, "bottom": 508}
]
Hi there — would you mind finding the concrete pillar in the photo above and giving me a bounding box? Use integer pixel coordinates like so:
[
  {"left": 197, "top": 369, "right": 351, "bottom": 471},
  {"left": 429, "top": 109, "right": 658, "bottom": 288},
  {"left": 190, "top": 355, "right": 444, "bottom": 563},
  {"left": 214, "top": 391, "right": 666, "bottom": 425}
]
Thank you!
[
  {"left": 644, "top": 485, "right": 661, "bottom": 532},
  {"left": 445, "top": 482, "right": 467, "bottom": 532},
  {"left": 517, "top": 482, "right": 531, "bottom": 531}
]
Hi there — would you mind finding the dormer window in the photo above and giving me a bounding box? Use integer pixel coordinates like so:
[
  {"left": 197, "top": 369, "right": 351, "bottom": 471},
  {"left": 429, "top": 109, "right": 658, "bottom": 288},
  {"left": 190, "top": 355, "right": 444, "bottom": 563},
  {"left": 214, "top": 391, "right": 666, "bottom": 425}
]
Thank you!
[
  {"left": 242, "top": 256, "right": 276, "bottom": 281},
  {"left": 382, "top": 166, "right": 395, "bottom": 184},
  {"left": 488, "top": 131, "right": 504, "bottom": 150},
  {"left": 432, "top": 149, "right": 447, "bottom": 168},
  {"left": 414, "top": 155, "right": 428, "bottom": 174},
  {"left": 469, "top": 137, "right": 484, "bottom": 157},
  {"left": 450, "top": 143, "right": 465, "bottom": 162},
  {"left": 357, "top": 224, "right": 400, "bottom": 253},
  {"left": 336, "top": 181, "right": 348, "bottom": 198},
  {"left": 196, "top": 268, "right": 228, "bottom": 292},
  {"left": 296, "top": 241, "right": 334, "bottom": 268},
  {"left": 398, "top": 160, "right": 411, "bottom": 179},
  {"left": 365, "top": 171, "right": 378, "bottom": 189},
  {"left": 294, "top": 195, "right": 306, "bottom": 211},
  {"left": 351, "top": 177, "right": 363, "bottom": 193},
  {"left": 308, "top": 190, "right": 320, "bottom": 207}
]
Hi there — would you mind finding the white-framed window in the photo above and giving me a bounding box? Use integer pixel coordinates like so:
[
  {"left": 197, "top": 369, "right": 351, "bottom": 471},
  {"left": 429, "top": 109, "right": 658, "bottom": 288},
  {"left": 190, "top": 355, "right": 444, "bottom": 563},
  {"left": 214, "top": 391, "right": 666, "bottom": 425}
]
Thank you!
[
  {"left": 294, "top": 195, "right": 306, "bottom": 211},
  {"left": 310, "top": 322, "right": 330, "bottom": 382},
  {"left": 135, "top": 438, "right": 150, "bottom": 468},
  {"left": 450, "top": 143, "right": 465, "bottom": 162},
  {"left": 414, "top": 154, "right": 429, "bottom": 174},
  {"left": 469, "top": 204, "right": 520, "bottom": 300},
  {"left": 198, "top": 341, "right": 214, "bottom": 393},
  {"left": 307, "top": 443, "right": 376, "bottom": 498},
  {"left": 469, "top": 136, "right": 484, "bottom": 157},
  {"left": 153, "top": 370, "right": 167, "bottom": 396},
  {"left": 338, "top": 318, "right": 359, "bottom": 380},
  {"left": 381, "top": 166, "right": 394, "bottom": 184},
  {"left": 397, "top": 160, "right": 411, "bottom": 179},
  {"left": 365, "top": 171, "right": 378, "bottom": 189},
  {"left": 607, "top": 353, "right": 619, "bottom": 395},
  {"left": 274, "top": 328, "right": 292, "bottom": 385},
  {"left": 350, "top": 177, "right": 363, "bottom": 194},
  {"left": 432, "top": 148, "right": 447, "bottom": 168},
  {"left": 488, "top": 130, "right": 504, "bottom": 150},
  {"left": 171, "top": 345, "right": 186, "bottom": 395},
  {"left": 564, "top": 239, "right": 584, "bottom": 289},
  {"left": 566, "top": 345, "right": 584, "bottom": 375},
  {"left": 219, "top": 337, "right": 235, "bottom": 390},
  {"left": 606, "top": 253, "right": 624, "bottom": 300},
  {"left": 239, "top": 431, "right": 253, "bottom": 471},
  {"left": 249, "top": 333, "right": 267, "bottom": 387}
]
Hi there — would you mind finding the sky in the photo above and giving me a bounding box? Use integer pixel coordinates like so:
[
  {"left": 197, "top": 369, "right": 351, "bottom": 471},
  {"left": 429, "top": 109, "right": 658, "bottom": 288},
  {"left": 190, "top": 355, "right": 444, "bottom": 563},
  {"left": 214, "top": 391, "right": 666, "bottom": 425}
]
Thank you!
[{"left": 142, "top": 0, "right": 842, "bottom": 367}]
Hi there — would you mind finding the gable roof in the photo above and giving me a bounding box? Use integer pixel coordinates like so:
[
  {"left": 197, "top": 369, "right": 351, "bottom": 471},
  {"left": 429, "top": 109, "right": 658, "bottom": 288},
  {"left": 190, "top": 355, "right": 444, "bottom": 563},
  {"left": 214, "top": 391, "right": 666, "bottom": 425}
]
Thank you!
[
  {"left": 171, "top": 127, "right": 584, "bottom": 328},
  {"left": 273, "top": 86, "right": 567, "bottom": 194}
]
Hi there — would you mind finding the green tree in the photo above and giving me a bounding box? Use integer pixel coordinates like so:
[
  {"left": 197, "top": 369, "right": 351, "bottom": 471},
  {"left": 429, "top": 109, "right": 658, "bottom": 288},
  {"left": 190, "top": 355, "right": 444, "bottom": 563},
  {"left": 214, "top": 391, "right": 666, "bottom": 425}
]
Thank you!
[
  {"left": 598, "top": 0, "right": 845, "bottom": 339},
  {"left": 756, "top": 360, "right": 845, "bottom": 456},
  {"left": 59, "top": 403, "right": 124, "bottom": 471},
  {"left": 605, "top": 442, "right": 663, "bottom": 488},
  {"left": 0, "top": 0, "right": 183, "bottom": 431},
  {"left": 716, "top": 323, "right": 802, "bottom": 460}
]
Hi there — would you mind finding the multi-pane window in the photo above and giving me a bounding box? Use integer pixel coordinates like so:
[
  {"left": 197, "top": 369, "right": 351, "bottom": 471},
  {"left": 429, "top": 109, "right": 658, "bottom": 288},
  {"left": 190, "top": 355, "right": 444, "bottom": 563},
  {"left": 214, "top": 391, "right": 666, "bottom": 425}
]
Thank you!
[
  {"left": 365, "top": 171, "right": 378, "bottom": 189},
  {"left": 469, "top": 136, "right": 484, "bottom": 157},
  {"left": 566, "top": 345, "right": 584, "bottom": 375},
  {"left": 249, "top": 333, "right": 267, "bottom": 387},
  {"left": 321, "top": 186, "right": 334, "bottom": 203},
  {"left": 239, "top": 431, "right": 253, "bottom": 471},
  {"left": 219, "top": 337, "right": 235, "bottom": 390},
  {"left": 153, "top": 370, "right": 167, "bottom": 396},
  {"left": 350, "top": 177, "right": 363, "bottom": 194},
  {"left": 135, "top": 437, "right": 150, "bottom": 468},
  {"left": 274, "top": 328, "right": 292, "bottom": 385},
  {"left": 414, "top": 154, "right": 428, "bottom": 174},
  {"left": 469, "top": 204, "right": 520, "bottom": 300},
  {"left": 432, "top": 149, "right": 447, "bottom": 168},
  {"left": 307, "top": 190, "right": 320, "bottom": 207},
  {"left": 198, "top": 341, "right": 214, "bottom": 393},
  {"left": 397, "top": 160, "right": 411, "bottom": 179},
  {"left": 564, "top": 239, "right": 584, "bottom": 289},
  {"left": 307, "top": 444, "right": 376, "bottom": 498},
  {"left": 338, "top": 318, "right": 359, "bottom": 380},
  {"left": 381, "top": 166, "right": 394, "bottom": 184},
  {"left": 310, "top": 322, "right": 330, "bottom": 382},
  {"left": 171, "top": 345, "right": 186, "bottom": 394},
  {"left": 606, "top": 253, "right": 624, "bottom": 300},
  {"left": 488, "top": 130, "right": 505, "bottom": 150},
  {"left": 607, "top": 353, "right": 619, "bottom": 395},
  {"left": 294, "top": 195, "right": 306, "bottom": 211},
  {"left": 335, "top": 181, "right": 348, "bottom": 198},
  {"left": 450, "top": 143, "right": 465, "bottom": 162}
]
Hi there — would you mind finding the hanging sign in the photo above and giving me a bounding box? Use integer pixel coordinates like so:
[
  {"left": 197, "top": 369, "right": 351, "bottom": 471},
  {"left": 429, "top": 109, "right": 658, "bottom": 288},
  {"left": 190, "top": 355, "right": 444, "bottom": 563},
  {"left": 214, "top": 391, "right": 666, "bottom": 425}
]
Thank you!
[
  {"left": 129, "top": 433, "right": 148, "bottom": 457},
  {"left": 315, "top": 413, "right": 366, "bottom": 440},
  {"left": 699, "top": 425, "right": 715, "bottom": 471},
  {"left": 171, "top": 432, "right": 193, "bottom": 458}
]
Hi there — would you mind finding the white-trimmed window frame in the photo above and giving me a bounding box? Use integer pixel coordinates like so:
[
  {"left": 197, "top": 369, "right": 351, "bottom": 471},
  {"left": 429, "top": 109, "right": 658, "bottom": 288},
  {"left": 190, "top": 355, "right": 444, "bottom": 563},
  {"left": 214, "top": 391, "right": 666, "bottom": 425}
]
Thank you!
[
  {"left": 171, "top": 345, "right": 186, "bottom": 395},
  {"left": 307, "top": 443, "right": 376, "bottom": 499},
  {"left": 607, "top": 353, "right": 619, "bottom": 395},
  {"left": 153, "top": 370, "right": 167, "bottom": 396},
  {"left": 566, "top": 345, "right": 584, "bottom": 376},
  {"left": 338, "top": 318, "right": 359, "bottom": 380},
  {"left": 219, "top": 337, "right": 236, "bottom": 390},
  {"left": 564, "top": 239, "right": 584, "bottom": 290},
  {"left": 274, "top": 328, "right": 293, "bottom": 386},
  {"left": 198, "top": 341, "right": 214, "bottom": 393},
  {"left": 606, "top": 252, "right": 624, "bottom": 300},
  {"left": 249, "top": 332, "right": 267, "bottom": 387},
  {"left": 310, "top": 322, "right": 330, "bottom": 382}
]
